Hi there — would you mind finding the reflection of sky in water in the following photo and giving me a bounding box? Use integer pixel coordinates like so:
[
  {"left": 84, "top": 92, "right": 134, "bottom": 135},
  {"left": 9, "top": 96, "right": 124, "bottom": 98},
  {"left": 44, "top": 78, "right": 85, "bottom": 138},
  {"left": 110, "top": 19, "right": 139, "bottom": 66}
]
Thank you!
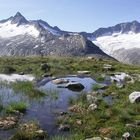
[{"left": 0, "top": 76, "right": 96, "bottom": 138}]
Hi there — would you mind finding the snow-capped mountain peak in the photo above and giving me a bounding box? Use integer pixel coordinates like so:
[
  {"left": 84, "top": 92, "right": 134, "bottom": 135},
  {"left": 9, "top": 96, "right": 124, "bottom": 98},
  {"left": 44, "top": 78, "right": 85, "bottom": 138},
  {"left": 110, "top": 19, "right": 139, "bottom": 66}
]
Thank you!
[
  {"left": 11, "top": 12, "right": 29, "bottom": 25},
  {"left": 0, "top": 20, "right": 40, "bottom": 38},
  {"left": 79, "top": 20, "right": 140, "bottom": 65},
  {"left": 0, "top": 12, "right": 110, "bottom": 60},
  {"left": 90, "top": 21, "right": 140, "bottom": 65},
  {"left": 0, "top": 13, "right": 41, "bottom": 38},
  {"left": 0, "top": 13, "right": 65, "bottom": 38}
]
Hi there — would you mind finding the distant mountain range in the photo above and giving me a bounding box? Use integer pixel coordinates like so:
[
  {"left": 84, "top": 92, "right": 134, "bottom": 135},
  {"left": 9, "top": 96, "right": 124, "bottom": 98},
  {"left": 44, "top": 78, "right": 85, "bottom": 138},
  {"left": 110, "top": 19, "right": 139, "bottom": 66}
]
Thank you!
[
  {"left": 0, "top": 12, "right": 110, "bottom": 59},
  {"left": 80, "top": 20, "right": 140, "bottom": 65},
  {"left": 0, "top": 12, "right": 140, "bottom": 65}
]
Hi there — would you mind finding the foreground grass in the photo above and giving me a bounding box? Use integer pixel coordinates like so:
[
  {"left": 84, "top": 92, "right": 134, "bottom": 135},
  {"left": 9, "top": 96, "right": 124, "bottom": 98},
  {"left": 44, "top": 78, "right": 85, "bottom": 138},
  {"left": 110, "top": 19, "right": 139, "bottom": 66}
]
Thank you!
[
  {"left": 61, "top": 80, "right": 140, "bottom": 140},
  {"left": 11, "top": 81, "right": 46, "bottom": 99},
  {"left": 0, "top": 56, "right": 139, "bottom": 139},
  {"left": 0, "top": 56, "right": 139, "bottom": 78},
  {"left": 6, "top": 102, "right": 27, "bottom": 114},
  {"left": 10, "top": 121, "right": 47, "bottom": 140}
]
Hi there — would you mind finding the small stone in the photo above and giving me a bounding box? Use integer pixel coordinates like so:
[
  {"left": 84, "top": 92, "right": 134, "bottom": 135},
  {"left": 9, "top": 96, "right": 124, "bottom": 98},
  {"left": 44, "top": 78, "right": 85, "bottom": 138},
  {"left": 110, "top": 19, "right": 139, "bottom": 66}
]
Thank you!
[
  {"left": 125, "top": 124, "right": 136, "bottom": 127},
  {"left": 60, "top": 111, "right": 67, "bottom": 116},
  {"left": 111, "top": 92, "right": 118, "bottom": 96},
  {"left": 87, "top": 94, "right": 98, "bottom": 104},
  {"left": 76, "top": 119, "right": 82, "bottom": 125},
  {"left": 77, "top": 71, "right": 91, "bottom": 75},
  {"left": 59, "top": 124, "right": 70, "bottom": 131},
  {"left": 88, "top": 104, "right": 97, "bottom": 111},
  {"left": 68, "top": 105, "right": 84, "bottom": 114},
  {"left": 35, "top": 129, "right": 44, "bottom": 134},
  {"left": 86, "top": 56, "right": 95, "bottom": 60},
  {"left": 99, "top": 127, "right": 113, "bottom": 136},
  {"left": 104, "top": 137, "right": 112, "bottom": 140},
  {"left": 52, "top": 78, "right": 69, "bottom": 84},
  {"left": 122, "top": 132, "right": 131, "bottom": 139}
]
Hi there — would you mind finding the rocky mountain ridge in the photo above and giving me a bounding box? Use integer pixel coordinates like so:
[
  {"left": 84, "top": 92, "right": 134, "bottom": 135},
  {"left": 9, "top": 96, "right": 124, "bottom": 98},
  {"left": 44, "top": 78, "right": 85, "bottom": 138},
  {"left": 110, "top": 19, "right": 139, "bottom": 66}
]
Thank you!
[{"left": 0, "top": 12, "right": 111, "bottom": 59}]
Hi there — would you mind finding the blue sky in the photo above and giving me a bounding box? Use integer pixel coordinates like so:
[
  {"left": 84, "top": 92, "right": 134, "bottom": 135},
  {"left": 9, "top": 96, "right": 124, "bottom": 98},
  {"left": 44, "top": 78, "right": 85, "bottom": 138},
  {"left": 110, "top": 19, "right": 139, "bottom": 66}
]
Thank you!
[{"left": 0, "top": 0, "right": 140, "bottom": 32}]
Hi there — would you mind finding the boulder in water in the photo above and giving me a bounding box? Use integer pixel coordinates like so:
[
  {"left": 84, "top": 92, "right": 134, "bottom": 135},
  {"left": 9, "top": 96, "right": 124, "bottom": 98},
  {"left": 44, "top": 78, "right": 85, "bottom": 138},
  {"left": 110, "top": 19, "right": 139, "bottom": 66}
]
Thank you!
[{"left": 65, "top": 82, "right": 84, "bottom": 91}]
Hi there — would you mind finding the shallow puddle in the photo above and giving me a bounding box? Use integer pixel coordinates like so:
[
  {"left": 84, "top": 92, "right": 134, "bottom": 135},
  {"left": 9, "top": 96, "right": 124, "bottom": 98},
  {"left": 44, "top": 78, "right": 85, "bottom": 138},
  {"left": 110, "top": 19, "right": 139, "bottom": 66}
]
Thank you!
[{"left": 0, "top": 76, "right": 97, "bottom": 139}]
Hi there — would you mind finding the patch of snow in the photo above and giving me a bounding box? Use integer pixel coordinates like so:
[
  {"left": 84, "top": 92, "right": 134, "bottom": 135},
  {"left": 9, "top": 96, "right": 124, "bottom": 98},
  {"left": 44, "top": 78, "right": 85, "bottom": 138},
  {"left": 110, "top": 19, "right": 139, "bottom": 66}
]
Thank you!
[
  {"left": 0, "top": 74, "right": 35, "bottom": 82},
  {"left": 33, "top": 45, "right": 39, "bottom": 49},
  {"left": 93, "top": 32, "right": 140, "bottom": 56},
  {"left": 41, "top": 36, "right": 46, "bottom": 43},
  {"left": 0, "top": 21, "right": 39, "bottom": 38}
]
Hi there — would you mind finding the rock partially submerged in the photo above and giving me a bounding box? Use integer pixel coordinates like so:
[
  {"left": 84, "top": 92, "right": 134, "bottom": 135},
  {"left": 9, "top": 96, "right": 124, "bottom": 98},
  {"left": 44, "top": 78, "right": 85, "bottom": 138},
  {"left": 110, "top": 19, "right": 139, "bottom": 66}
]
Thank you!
[
  {"left": 0, "top": 116, "right": 18, "bottom": 130},
  {"left": 66, "top": 82, "right": 84, "bottom": 91},
  {"left": 129, "top": 91, "right": 140, "bottom": 103},
  {"left": 58, "top": 82, "right": 85, "bottom": 91},
  {"left": 52, "top": 78, "right": 69, "bottom": 84}
]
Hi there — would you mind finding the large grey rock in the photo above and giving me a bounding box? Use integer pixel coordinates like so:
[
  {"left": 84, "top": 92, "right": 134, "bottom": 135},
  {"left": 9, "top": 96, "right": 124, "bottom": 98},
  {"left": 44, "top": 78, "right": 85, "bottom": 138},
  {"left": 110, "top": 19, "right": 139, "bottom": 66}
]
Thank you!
[
  {"left": 66, "top": 82, "right": 84, "bottom": 91},
  {"left": 129, "top": 91, "right": 140, "bottom": 103}
]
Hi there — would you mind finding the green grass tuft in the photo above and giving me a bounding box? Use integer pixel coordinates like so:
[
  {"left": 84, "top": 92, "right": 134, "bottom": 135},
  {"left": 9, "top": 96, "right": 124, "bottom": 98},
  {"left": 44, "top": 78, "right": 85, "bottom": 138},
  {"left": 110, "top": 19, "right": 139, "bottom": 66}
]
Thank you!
[
  {"left": 6, "top": 102, "right": 28, "bottom": 113},
  {"left": 12, "top": 81, "right": 46, "bottom": 99}
]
